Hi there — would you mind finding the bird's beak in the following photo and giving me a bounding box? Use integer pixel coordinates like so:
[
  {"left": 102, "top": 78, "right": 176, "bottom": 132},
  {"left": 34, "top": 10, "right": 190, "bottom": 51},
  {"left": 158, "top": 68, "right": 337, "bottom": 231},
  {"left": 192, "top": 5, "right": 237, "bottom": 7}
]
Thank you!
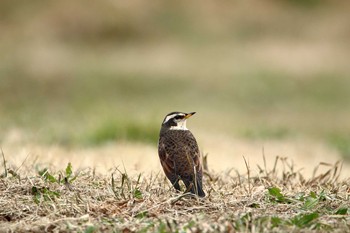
[{"left": 184, "top": 112, "right": 196, "bottom": 119}]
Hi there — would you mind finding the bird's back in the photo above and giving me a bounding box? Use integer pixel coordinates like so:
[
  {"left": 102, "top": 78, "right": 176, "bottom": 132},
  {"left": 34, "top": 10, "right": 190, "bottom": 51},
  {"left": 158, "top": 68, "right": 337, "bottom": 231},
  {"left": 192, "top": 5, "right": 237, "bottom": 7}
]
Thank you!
[{"left": 159, "top": 129, "right": 201, "bottom": 178}]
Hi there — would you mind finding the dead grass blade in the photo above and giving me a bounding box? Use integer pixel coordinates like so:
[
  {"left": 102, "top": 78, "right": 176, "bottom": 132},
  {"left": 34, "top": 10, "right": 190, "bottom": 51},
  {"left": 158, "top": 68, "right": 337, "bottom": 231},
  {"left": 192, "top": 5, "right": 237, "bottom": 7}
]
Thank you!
[
  {"left": 1, "top": 148, "right": 7, "bottom": 178},
  {"left": 243, "top": 156, "right": 251, "bottom": 196}
]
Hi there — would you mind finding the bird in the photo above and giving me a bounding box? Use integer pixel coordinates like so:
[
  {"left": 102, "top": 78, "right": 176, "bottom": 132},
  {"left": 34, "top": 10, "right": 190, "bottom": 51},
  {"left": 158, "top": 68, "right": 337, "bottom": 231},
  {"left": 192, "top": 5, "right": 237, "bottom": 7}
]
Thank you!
[{"left": 158, "top": 111, "right": 205, "bottom": 197}]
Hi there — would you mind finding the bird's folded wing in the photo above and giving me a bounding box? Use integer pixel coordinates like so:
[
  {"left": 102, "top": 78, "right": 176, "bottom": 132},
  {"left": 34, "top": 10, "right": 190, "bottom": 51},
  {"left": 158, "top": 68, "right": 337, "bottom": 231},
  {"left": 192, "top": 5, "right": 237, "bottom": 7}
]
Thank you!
[{"left": 158, "top": 142, "right": 176, "bottom": 177}]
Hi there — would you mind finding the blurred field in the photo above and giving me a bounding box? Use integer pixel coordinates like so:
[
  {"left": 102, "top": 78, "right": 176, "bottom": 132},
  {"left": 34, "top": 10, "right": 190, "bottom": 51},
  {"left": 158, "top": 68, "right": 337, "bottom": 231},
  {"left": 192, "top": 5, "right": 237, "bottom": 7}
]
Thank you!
[{"left": 1, "top": 0, "right": 350, "bottom": 172}]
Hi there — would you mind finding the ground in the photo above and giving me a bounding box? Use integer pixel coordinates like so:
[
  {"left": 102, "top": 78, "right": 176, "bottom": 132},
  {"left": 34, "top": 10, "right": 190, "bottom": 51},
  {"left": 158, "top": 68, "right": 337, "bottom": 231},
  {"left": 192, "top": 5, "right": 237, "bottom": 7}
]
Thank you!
[{"left": 1, "top": 148, "right": 349, "bottom": 232}]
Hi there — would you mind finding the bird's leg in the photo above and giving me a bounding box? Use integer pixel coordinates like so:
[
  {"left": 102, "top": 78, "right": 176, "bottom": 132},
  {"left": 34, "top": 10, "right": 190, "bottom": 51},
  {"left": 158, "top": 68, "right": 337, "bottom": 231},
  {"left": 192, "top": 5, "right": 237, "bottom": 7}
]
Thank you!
[
  {"left": 169, "top": 175, "right": 181, "bottom": 191},
  {"left": 173, "top": 180, "right": 181, "bottom": 191},
  {"left": 182, "top": 179, "right": 194, "bottom": 194}
]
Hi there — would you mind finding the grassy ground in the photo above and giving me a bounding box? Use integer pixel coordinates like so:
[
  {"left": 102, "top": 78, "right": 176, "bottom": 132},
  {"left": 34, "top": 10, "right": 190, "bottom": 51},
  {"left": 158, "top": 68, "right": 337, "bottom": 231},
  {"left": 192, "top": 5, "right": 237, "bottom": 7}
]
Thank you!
[{"left": 1, "top": 154, "right": 349, "bottom": 232}]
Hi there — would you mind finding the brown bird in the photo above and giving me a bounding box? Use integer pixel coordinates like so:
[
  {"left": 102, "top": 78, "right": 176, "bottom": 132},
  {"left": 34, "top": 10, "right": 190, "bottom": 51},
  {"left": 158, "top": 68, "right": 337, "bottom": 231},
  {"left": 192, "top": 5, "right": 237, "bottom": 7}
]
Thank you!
[{"left": 158, "top": 111, "right": 205, "bottom": 197}]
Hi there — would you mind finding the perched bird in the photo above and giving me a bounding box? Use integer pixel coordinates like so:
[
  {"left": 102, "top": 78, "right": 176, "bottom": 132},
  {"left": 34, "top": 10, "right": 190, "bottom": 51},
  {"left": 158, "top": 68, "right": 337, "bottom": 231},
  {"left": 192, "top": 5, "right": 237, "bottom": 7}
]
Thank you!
[{"left": 158, "top": 111, "right": 205, "bottom": 197}]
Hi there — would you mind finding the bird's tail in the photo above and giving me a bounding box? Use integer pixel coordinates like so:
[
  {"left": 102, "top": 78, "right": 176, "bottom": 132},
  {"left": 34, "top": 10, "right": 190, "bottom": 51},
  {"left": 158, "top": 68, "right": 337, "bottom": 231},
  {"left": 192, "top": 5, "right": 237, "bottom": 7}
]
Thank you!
[
  {"left": 193, "top": 181, "right": 206, "bottom": 197},
  {"left": 189, "top": 180, "right": 205, "bottom": 197}
]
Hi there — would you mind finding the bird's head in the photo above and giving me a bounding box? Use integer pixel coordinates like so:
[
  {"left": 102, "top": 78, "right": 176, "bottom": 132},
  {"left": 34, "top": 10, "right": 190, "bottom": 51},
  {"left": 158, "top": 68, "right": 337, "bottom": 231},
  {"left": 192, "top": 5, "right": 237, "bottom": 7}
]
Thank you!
[{"left": 161, "top": 111, "right": 196, "bottom": 130}]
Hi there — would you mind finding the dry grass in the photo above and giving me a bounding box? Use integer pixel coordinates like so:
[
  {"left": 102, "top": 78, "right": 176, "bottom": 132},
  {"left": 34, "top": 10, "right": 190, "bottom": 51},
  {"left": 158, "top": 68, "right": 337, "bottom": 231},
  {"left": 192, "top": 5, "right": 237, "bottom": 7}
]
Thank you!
[{"left": 1, "top": 152, "right": 349, "bottom": 232}]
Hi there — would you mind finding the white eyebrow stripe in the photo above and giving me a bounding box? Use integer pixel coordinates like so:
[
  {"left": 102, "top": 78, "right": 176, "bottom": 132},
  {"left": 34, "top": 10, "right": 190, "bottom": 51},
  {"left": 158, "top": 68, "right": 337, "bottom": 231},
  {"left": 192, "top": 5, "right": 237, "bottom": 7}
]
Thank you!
[
  {"left": 163, "top": 113, "right": 185, "bottom": 124},
  {"left": 163, "top": 114, "right": 177, "bottom": 123}
]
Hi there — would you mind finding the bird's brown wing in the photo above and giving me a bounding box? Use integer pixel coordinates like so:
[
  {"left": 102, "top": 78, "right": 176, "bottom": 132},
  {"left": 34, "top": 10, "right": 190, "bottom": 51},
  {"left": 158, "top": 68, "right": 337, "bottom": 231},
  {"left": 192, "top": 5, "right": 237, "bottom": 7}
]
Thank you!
[{"left": 158, "top": 139, "right": 176, "bottom": 179}]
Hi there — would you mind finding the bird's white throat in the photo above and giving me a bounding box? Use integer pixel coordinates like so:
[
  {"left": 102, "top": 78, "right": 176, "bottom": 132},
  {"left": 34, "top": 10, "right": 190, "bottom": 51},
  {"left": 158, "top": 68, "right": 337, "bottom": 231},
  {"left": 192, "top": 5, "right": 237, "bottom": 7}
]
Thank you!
[{"left": 170, "top": 121, "right": 188, "bottom": 130}]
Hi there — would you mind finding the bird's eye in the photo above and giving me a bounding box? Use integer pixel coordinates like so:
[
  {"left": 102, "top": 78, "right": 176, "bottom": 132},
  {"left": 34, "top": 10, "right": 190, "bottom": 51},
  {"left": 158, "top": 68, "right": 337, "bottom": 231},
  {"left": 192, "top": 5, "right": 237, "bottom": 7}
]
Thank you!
[{"left": 174, "top": 115, "right": 182, "bottom": 120}]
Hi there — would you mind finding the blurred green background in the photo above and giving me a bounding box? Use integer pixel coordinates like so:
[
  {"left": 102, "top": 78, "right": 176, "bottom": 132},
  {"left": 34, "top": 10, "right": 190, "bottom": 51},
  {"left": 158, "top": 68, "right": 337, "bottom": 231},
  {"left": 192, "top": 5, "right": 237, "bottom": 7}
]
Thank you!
[{"left": 1, "top": 0, "right": 350, "bottom": 158}]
